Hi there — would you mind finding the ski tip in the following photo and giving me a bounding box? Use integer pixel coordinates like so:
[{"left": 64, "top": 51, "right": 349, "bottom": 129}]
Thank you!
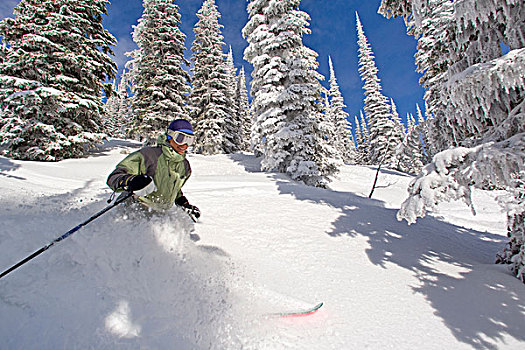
[
  {"left": 280, "top": 302, "right": 324, "bottom": 318},
  {"left": 311, "top": 302, "right": 323, "bottom": 311}
]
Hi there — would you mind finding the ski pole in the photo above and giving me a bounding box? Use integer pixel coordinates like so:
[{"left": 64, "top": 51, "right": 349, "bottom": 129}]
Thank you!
[{"left": 0, "top": 192, "right": 133, "bottom": 280}]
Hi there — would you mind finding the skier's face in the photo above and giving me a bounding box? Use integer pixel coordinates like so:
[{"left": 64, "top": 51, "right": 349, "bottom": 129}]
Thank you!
[{"left": 169, "top": 138, "right": 188, "bottom": 155}]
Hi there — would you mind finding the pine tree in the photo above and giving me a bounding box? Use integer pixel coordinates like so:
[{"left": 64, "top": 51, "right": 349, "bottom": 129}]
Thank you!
[
  {"left": 390, "top": 98, "right": 405, "bottom": 141},
  {"left": 0, "top": 42, "right": 6, "bottom": 64},
  {"left": 243, "top": 0, "right": 338, "bottom": 186},
  {"left": 380, "top": 0, "right": 525, "bottom": 282},
  {"left": 328, "top": 56, "right": 355, "bottom": 163},
  {"left": 103, "top": 80, "right": 121, "bottom": 136},
  {"left": 315, "top": 87, "right": 342, "bottom": 184},
  {"left": 353, "top": 115, "right": 365, "bottom": 165},
  {"left": 319, "top": 80, "right": 339, "bottom": 166},
  {"left": 395, "top": 113, "right": 423, "bottom": 174},
  {"left": 190, "top": 0, "right": 231, "bottom": 155},
  {"left": 380, "top": 0, "right": 457, "bottom": 153},
  {"left": 0, "top": 0, "right": 117, "bottom": 161},
  {"left": 235, "top": 66, "right": 252, "bottom": 152},
  {"left": 223, "top": 47, "right": 242, "bottom": 153},
  {"left": 344, "top": 118, "right": 357, "bottom": 164},
  {"left": 389, "top": 98, "right": 406, "bottom": 169},
  {"left": 117, "top": 73, "right": 132, "bottom": 136},
  {"left": 243, "top": 0, "right": 280, "bottom": 158},
  {"left": 103, "top": 72, "right": 130, "bottom": 138},
  {"left": 126, "top": 0, "right": 190, "bottom": 144},
  {"left": 415, "top": 103, "right": 431, "bottom": 163},
  {"left": 358, "top": 110, "right": 370, "bottom": 164},
  {"left": 355, "top": 12, "right": 401, "bottom": 166},
  {"left": 497, "top": 172, "right": 525, "bottom": 280}
]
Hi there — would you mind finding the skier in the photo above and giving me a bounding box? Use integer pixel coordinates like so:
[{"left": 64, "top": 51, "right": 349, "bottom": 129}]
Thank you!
[{"left": 107, "top": 119, "right": 200, "bottom": 218}]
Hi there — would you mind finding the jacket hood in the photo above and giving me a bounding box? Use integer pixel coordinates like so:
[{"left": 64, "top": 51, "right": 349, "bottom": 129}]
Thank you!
[{"left": 156, "top": 134, "right": 168, "bottom": 146}]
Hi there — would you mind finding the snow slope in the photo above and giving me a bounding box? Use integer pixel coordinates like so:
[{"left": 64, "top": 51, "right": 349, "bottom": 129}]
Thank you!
[{"left": 0, "top": 140, "right": 523, "bottom": 349}]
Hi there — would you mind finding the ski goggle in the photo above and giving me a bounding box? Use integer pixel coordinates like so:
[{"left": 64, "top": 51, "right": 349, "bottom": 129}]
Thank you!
[{"left": 167, "top": 129, "right": 195, "bottom": 146}]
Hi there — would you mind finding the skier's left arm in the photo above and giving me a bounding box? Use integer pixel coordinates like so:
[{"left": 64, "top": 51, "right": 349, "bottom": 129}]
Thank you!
[
  {"left": 175, "top": 192, "right": 200, "bottom": 219},
  {"left": 174, "top": 160, "right": 200, "bottom": 218}
]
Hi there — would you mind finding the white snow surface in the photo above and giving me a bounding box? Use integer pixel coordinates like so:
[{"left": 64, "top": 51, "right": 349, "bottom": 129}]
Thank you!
[{"left": 0, "top": 139, "right": 524, "bottom": 349}]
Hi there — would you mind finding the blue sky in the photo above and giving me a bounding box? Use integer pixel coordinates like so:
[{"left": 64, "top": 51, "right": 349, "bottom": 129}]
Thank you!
[{"left": 0, "top": 0, "right": 425, "bottom": 128}]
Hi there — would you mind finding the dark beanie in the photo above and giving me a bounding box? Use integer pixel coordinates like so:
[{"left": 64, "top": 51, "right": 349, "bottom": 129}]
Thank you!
[{"left": 168, "top": 119, "right": 194, "bottom": 135}]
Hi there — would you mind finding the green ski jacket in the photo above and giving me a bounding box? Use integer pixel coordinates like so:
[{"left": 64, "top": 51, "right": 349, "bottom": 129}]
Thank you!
[{"left": 107, "top": 135, "right": 192, "bottom": 211}]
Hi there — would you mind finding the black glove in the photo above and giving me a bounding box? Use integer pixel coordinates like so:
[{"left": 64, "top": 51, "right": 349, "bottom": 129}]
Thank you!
[
  {"left": 118, "top": 174, "right": 152, "bottom": 192},
  {"left": 175, "top": 196, "right": 201, "bottom": 219}
]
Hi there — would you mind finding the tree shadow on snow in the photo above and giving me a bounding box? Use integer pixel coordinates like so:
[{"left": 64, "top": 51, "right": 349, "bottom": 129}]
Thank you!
[
  {"left": 87, "top": 138, "right": 143, "bottom": 158},
  {"left": 273, "top": 178, "right": 525, "bottom": 350},
  {"left": 0, "top": 156, "right": 24, "bottom": 180},
  {"left": 227, "top": 152, "right": 263, "bottom": 173},
  {"left": 0, "top": 186, "right": 235, "bottom": 349},
  {"left": 362, "top": 164, "right": 414, "bottom": 178}
]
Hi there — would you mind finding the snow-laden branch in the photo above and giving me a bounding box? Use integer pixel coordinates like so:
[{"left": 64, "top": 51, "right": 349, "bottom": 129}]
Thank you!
[
  {"left": 398, "top": 133, "right": 525, "bottom": 224},
  {"left": 446, "top": 48, "right": 525, "bottom": 144}
]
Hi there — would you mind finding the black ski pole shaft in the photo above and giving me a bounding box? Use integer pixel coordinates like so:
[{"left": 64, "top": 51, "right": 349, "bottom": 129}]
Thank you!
[{"left": 0, "top": 192, "right": 133, "bottom": 280}]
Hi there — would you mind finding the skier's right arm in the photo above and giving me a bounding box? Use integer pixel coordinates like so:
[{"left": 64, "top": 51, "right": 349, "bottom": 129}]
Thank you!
[{"left": 107, "top": 152, "right": 150, "bottom": 192}]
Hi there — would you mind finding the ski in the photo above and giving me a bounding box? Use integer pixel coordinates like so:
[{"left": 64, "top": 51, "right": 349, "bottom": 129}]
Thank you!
[{"left": 269, "top": 302, "right": 324, "bottom": 318}]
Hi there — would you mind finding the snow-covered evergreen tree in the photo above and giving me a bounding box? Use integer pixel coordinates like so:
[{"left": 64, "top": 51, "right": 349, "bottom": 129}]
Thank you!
[
  {"left": 243, "top": 0, "right": 279, "bottom": 158},
  {"left": 103, "top": 72, "right": 130, "bottom": 138},
  {"left": 190, "top": 0, "right": 231, "bottom": 155},
  {"left": 235, "top": 66, "right": 252, "bottom": 152},
  {"left": 414, "top": 103, "right": 432, "bottom": 163},
  {"left": 357, "top": 110, "right": 370, "bottom": 165},
  {"left": 390, "top": 98, "right": 405, "bottom": 141},
  {"left": 356, "top": 12, "right": 401, "bottom": 166},
  {"left": 395, "top": 113, "right": 424, "bottom": 174},
  {"left": 243, "top": 0, "right": 338, "bottom": 186},
  {"left": 416, "top": 0, "right": 456, "bottom": 153},
  {"left": 380, "top": 0, "right": 525, "bottom": 282},
  {"left": 223, "top": 47, "right": 242, "bottom": 153},
  {"left": 328, "top": 56, "right": 356, "bottom": 164},
  {"left": 389, "top": 98, "right": 406, "bottom": 169},
  {"left": 415, "top": 103, "right": 424, "bottom": 130},
  {"left": 0, "top": 0, "right": 116, "bottom": 161},
  {"left": 314, "top": 89, "right": 342, "bottom": 185},
  {"left": 103, "top": 80, "right": 120, "bottom": 136},
  {"left": 344, "top": 118, "right": 357, "bottom": 164},
  {"left": 126, "top": 0, "right": 190, "bottom": 144},
  {"left": 318, "top": 84, "right": 339, "bottom": 161},
  {"left": 496, "top": 171, "right": 525, "bottom": 280},
  {"left": 117, "top": 74, "right": 132, "bottom": 136},
  {"left": 0, "top": 42, "right": 6, "bottom": 64},
  {"left": 353, "top": 115, "right": 366, "bottom": 165}
]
